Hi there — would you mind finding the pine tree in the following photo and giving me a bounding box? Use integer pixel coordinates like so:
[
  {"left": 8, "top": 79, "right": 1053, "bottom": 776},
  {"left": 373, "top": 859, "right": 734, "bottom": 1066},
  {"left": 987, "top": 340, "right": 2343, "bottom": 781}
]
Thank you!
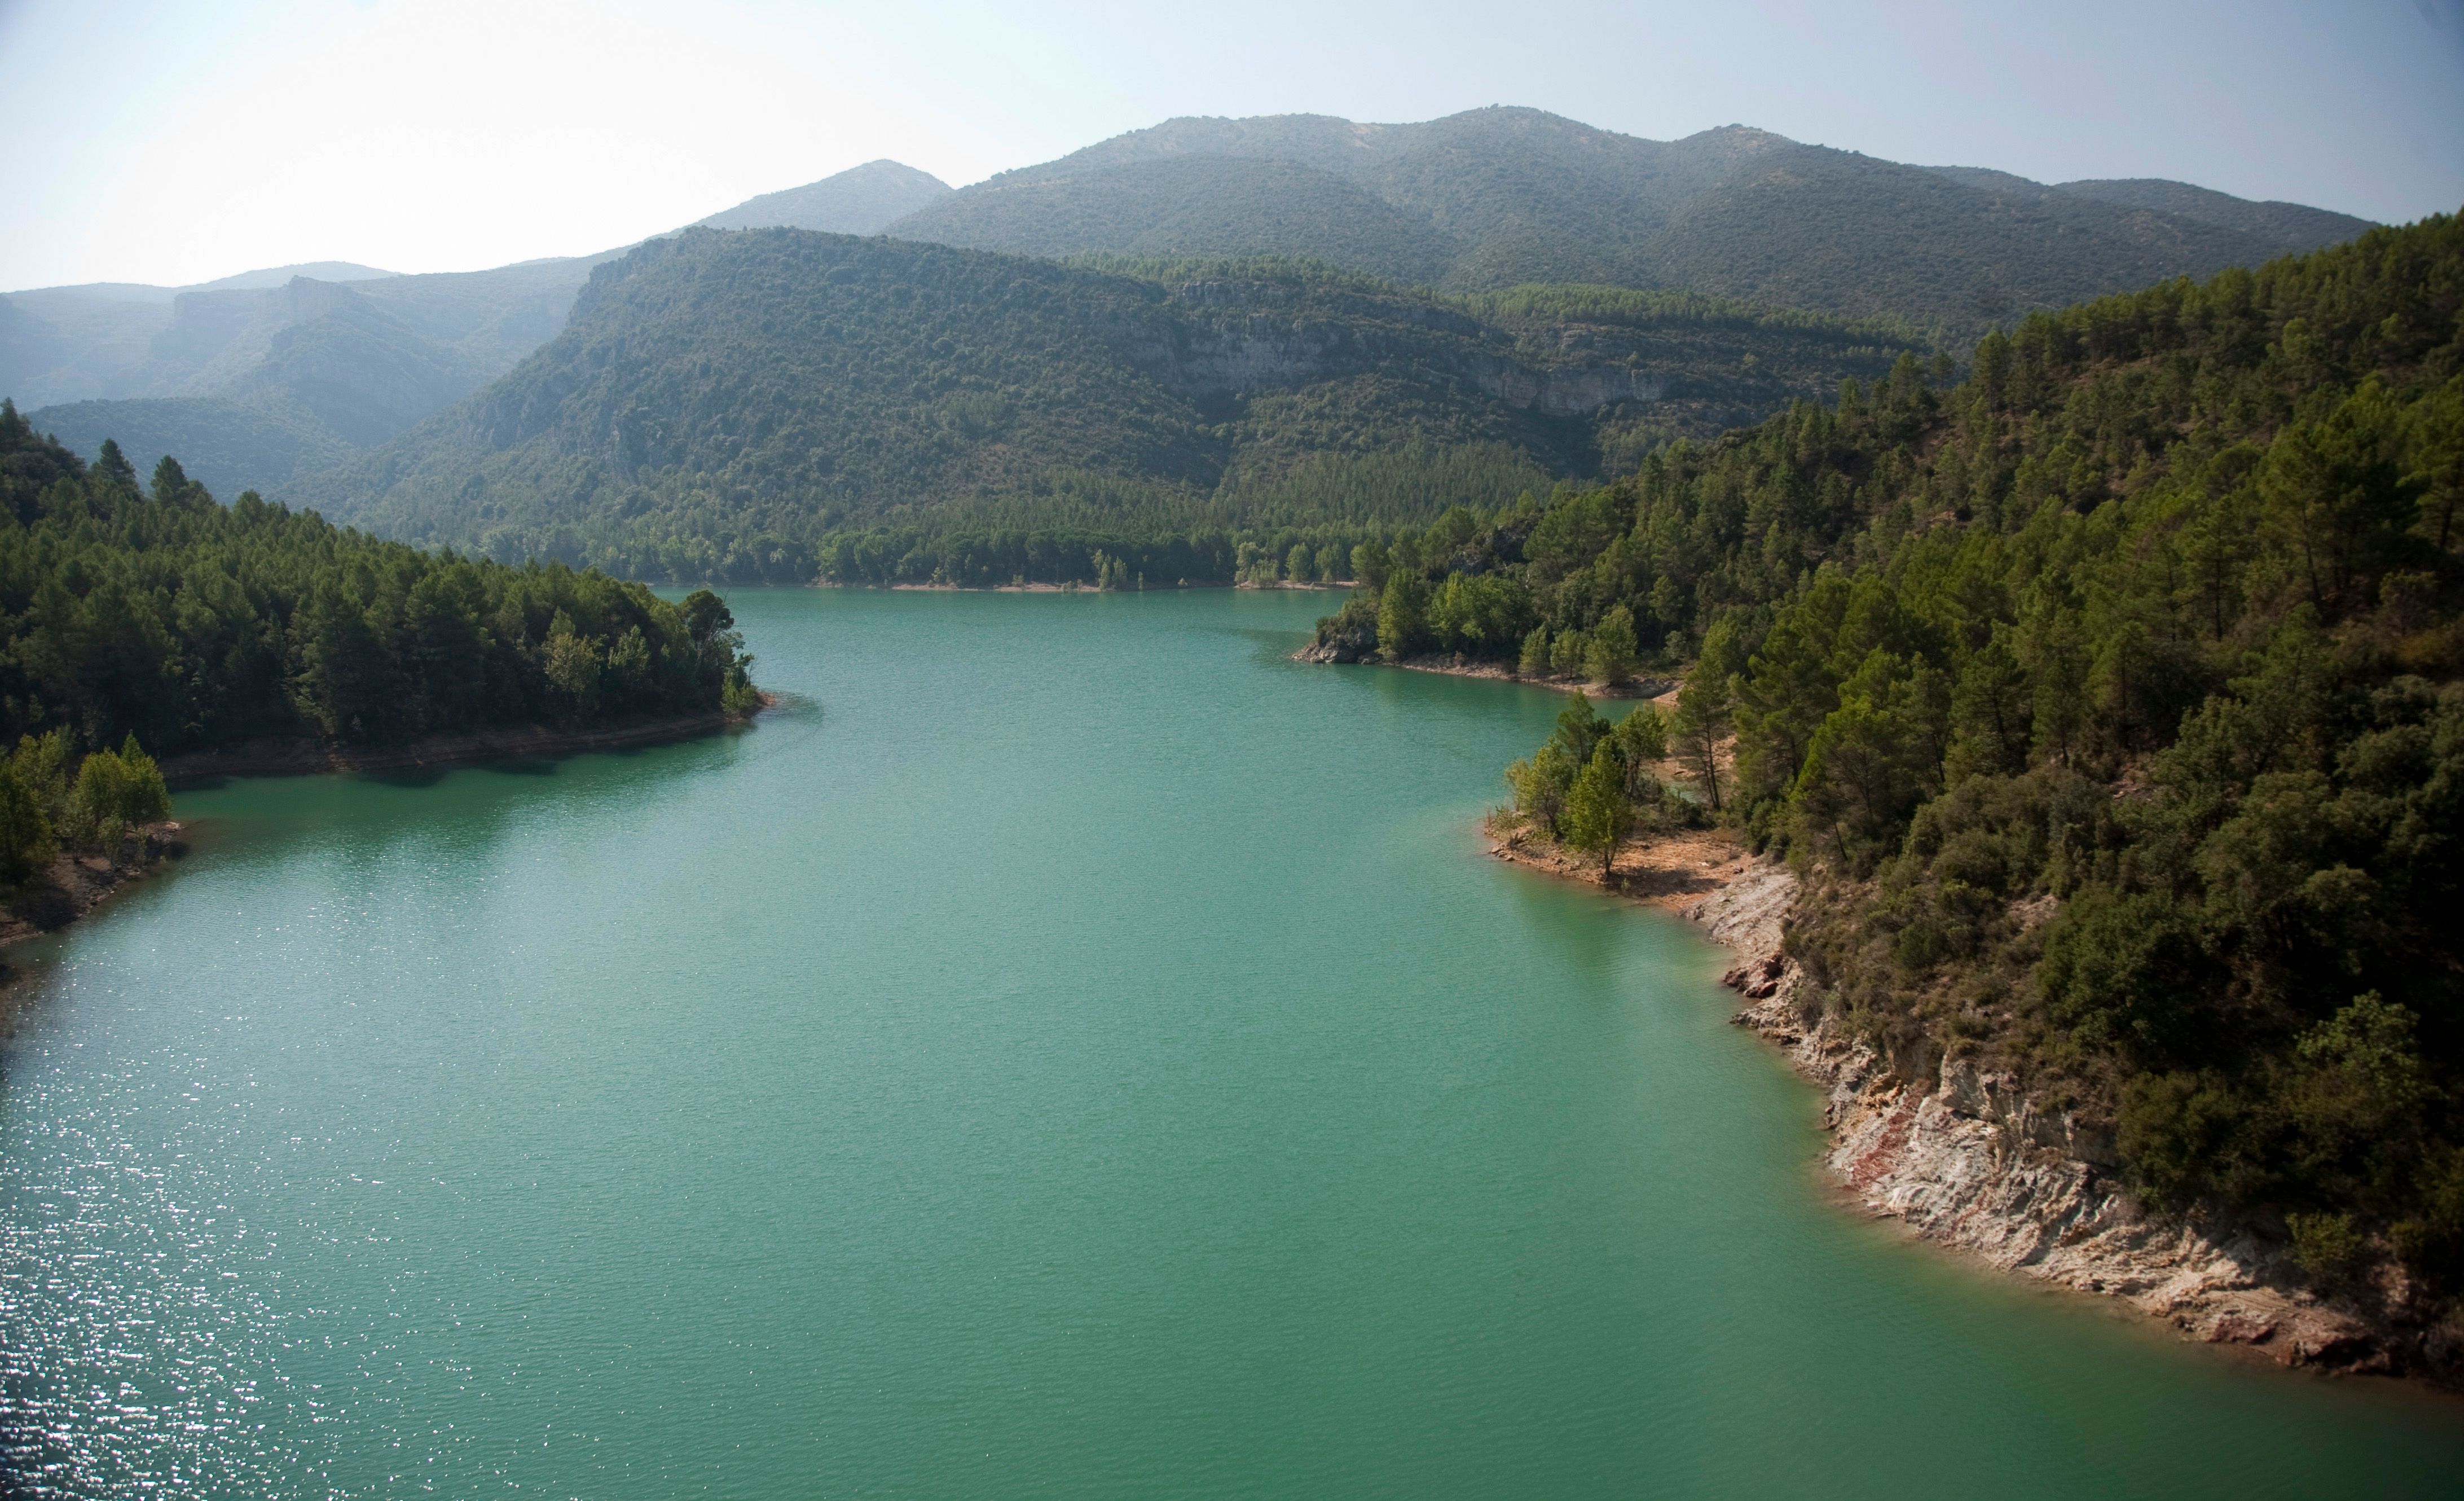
[{"left": 1561, "top": 747, "right": 1634, "bottom": 878}]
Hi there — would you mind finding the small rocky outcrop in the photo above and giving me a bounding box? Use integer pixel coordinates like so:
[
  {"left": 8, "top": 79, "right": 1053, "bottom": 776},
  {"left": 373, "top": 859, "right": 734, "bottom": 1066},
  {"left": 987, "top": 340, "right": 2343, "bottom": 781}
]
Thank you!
[{"left": 1296, "top": 622, "right": 1379, "bottom": 664}]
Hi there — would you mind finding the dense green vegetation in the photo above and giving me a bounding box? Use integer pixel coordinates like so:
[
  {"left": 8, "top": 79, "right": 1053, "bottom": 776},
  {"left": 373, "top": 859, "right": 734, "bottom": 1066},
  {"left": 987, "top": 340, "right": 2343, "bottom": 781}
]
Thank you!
[
  {"left": 1400, "top": 214, "right": 2463, "bottom": 1300},
  {"left": 0, "top": 728, "right": 171, "bottom": 883},
  {"left": 0, "top": 405, "right": 758, "bottom": 774},
  {"left": 889, "top": 107, "right": 2371, "bottom": 328},
  {"left": 294, "top": 232, "right": 1924, "bottom": 583}
]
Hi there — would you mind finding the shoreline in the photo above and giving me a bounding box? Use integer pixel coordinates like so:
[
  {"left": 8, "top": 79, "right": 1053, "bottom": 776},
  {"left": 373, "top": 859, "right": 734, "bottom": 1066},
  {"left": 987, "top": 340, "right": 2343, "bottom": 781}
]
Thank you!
[
  {"left": 1297, "top": 643, "right": 1674, "bottom": 700},
  {"left": 817, "top": 580, "right": 1353, "bottom": 593},
  {"left": 157, "top": 701, "right": 767, "bottom": 787},
  {"left": 0, "top": 822, "right": 189, "bottom": 1028},
  {"left": 0, "top": 824, "right": 188, "bottom": 955},
  {"left": 1485, "top": 814, "right": 2458, "bottom": 1385},
  {"left": 4, "top": 699, "right": 775, "bottom": 1015}
]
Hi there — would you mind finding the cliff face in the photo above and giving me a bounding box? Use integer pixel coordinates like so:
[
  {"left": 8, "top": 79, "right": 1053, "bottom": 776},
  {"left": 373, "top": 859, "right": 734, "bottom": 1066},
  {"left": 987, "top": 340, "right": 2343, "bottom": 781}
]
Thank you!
[{"left": 1680, "top": 863, "right": 2462, "bottom": 1381}]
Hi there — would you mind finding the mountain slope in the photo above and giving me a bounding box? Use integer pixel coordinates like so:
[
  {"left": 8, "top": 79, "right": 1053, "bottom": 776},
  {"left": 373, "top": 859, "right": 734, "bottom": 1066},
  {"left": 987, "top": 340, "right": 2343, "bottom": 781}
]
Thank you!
[
  {"left": 6, "top": 163, "right": 958, "bottom": 479},
  {"left": 20, "top": 254, "right": 619, "bottom": 494},
  {"left": 2053, "top": 177, "right": 2374, "bottom": 253},
  {"left": 25, "top": 396, "right": 355, "bottom": 494},
  {"left": 888, "top": 157, "right": 1462, "bottom": 284},
  {"left": 693, "top": 159, "right": 952, "bottom": 233},
  {"left": 182, "top": 261, "right": 396, "bottom": 292},
  {"left": 890, "top": 108, "right": 2374, "bottom": 329},
  {"left": 291, "top": 229, "right": 1930, "bottom": 581},
  {"left": 1922, "top": 166, "right": 2374, "bottom": 256}
]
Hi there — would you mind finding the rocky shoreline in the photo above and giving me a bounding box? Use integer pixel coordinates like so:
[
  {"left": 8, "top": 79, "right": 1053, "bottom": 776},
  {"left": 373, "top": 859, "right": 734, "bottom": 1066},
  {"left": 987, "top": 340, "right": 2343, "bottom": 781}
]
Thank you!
[{"left": 1488, "top": 820, "right": 2462, "bottom": 1384}]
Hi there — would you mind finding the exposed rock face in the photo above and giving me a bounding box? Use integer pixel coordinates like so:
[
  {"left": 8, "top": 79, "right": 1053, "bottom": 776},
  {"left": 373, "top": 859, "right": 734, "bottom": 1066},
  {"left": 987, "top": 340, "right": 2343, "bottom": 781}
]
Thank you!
[
  {"left": 1295, "top": 622, "right": 1378, "bottom": 664},
  {"left": 1682, "top": 862, "right": 2459, "bottom": 1381}
]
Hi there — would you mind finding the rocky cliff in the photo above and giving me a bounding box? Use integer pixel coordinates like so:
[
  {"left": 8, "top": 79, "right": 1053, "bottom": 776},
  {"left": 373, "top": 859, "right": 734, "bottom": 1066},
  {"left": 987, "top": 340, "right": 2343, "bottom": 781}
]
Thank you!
[{"left": 1683, "top": 862, "right": 2462, "bottom": 1382}]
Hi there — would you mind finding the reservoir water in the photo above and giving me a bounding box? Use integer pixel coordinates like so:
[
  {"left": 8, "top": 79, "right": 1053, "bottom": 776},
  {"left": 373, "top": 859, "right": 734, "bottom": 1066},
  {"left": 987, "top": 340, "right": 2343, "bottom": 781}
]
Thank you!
[{"left": 2, "top": 587, "right": 2457, "bottom": 1497}]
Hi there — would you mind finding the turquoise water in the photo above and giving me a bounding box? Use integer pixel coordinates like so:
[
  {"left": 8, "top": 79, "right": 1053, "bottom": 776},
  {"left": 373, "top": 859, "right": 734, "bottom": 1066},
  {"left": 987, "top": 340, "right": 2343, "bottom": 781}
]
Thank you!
[{"left": 1, "top": 586, "right": 2456, "bottom": 1498}]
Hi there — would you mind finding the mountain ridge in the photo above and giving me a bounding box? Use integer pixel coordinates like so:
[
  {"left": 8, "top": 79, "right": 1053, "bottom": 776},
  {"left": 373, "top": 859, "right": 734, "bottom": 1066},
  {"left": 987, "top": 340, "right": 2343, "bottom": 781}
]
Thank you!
[
  {"left": 285, "top": 229, "right": 1931, "bottom": 581},
  {"left": 692, "top": 159, "right": 952, "bottom": 234},
  {"left": 7, "top": 110, "right": 2375, "bottom": 510},
  {"left": 887, "top": 108, "right": 2375, "bottom": 327},
  {"left": 10, "top": 159, "right": 955, "bottom": 495}
]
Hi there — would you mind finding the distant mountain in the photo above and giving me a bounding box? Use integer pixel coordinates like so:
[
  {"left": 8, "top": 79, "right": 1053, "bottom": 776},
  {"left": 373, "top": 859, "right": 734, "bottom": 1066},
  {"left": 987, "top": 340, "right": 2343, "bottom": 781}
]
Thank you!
[
  {"left": 693, "top": 159, "right": 951, "bottom": 233},
  {"left": 29, "top": 396, "right": 356, "bottom": 494},
  {"left": 289, "top": 229, "right": 1931, "bottom": 580},
  {"left": 885, "top": 156, "right": 1461, "bottom": 285},
  {"left": 1919, "top": 167, "right": 2371, "bottom": 254},
  {"left": 6, "top": 112, "right": 2380, "bottom": 531},
  {"left": 888, "top": 108, "right": 2374, "bottom": 327},
  {"left": 2057, "top": 179, "right": 2375, "bottom": 251},
  {"left": 183, "top": 261, "right": 397, "bottom": 293},
  {"left": 15, "top": 254, "right": 619, "bottom": 495},
  {"left": 6, "top": 161, "right": 960, "bottom": 491},
  {"left": 0, "top": 263, "right": 400, "bottom": 410}
]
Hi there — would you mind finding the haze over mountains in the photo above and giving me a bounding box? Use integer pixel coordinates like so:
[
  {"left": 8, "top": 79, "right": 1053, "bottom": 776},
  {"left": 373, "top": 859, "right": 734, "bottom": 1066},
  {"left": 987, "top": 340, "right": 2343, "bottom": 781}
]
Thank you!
[
  {"left": 3, "top": 107, "right": 2376, "bottom": 520},
  {"left": 884, "top": 108, "right": 2373, "bottom": 326},
  {"left": 690, "top": 159, "right": 952, "bottom": 234},
  {"left": 289, "top": 230, "right": 1931, "bottom": 579}
]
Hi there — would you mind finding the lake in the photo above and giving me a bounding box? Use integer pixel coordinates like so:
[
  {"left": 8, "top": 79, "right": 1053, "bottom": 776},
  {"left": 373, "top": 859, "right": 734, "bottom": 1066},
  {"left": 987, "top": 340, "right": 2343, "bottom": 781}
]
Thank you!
[{"left": 3, "top": 587, "right": 2456, "bottom": 1497}]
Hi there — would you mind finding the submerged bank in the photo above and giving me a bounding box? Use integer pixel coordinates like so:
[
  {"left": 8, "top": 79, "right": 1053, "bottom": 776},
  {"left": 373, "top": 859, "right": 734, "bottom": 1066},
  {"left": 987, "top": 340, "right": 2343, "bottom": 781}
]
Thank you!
[
  {"left": 157, "top": 701, "right": 770, "bottom": 786},
  {"left": 1486, "top": 817, "right": 2462, "bottom": 1385},
  {"left": 0, "top": 703, "right": 775, "bottom": 989}
]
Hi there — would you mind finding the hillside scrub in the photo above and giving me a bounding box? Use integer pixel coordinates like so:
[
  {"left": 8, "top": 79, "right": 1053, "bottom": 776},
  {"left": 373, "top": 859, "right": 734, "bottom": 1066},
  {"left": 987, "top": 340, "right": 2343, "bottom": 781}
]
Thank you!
[{"left": 1466, "top": 213, "right": 2464, "bottom": 1303}]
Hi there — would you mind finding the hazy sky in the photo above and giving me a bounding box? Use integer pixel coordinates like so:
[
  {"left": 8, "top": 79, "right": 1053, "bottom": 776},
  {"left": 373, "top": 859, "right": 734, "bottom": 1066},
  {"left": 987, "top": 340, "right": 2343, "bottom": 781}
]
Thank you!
[{"left": 3, "top": 0, "right": 2459, "bottom": 291}]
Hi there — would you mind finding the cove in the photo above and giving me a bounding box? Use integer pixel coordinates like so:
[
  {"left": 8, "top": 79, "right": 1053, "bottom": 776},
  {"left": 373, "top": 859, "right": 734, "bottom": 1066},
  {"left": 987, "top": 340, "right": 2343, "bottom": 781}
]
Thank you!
[{"left": 1, "top": 587, "right": 2457, "bottom": 1498}]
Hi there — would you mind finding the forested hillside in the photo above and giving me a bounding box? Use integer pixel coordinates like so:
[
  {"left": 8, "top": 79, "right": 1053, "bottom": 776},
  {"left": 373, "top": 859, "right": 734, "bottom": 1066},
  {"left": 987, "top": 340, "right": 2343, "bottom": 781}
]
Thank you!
[
  {"left": 1334, "top": 214, "right": 2464, "bottom": 1301},
  {"left": 289, "top": 230, "right": 1927, "bottom": 583},
  {"left": 890, "top": 108, "right": 2373, "bottom": 329},
  {"left": 0, "top": 404, "right": 757, "bottom": 761}
]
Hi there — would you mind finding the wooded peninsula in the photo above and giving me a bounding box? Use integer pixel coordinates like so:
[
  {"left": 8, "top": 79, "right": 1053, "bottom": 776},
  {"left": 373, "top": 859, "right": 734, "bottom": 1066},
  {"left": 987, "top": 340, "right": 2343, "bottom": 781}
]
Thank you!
[{"left": 0, "top": 405, "right": 762, "bottom": 941}]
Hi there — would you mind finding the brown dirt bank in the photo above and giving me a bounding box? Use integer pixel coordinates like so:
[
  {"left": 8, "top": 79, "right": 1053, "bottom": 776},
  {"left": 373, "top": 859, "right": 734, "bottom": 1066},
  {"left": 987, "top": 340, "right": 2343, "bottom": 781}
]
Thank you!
[
  {"left": 1485, "top": 814, "right": 2463, "bottom": 1385},
  {"left": 1485, "top": 814, "right": 1748, "bottom": 905},
  {"left": 0, "top": 824, "right": 187, "bottom": 953},
  {"left": 0, "top": 822, "right": 189, "bottom": 1028},
  {"left": 157, "top": 701, "right": 768, "bottom": 787}
]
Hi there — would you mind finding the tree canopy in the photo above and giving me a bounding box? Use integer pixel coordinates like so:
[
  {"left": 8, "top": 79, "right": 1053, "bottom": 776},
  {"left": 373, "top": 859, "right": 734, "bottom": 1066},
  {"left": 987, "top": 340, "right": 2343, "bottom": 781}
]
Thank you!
[
  {"left": 0, "top": 402, "right": 757, "bottom": 759},
  {"left": 1473, "top": 211, "right": 2464, "bottom": 1297}
]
